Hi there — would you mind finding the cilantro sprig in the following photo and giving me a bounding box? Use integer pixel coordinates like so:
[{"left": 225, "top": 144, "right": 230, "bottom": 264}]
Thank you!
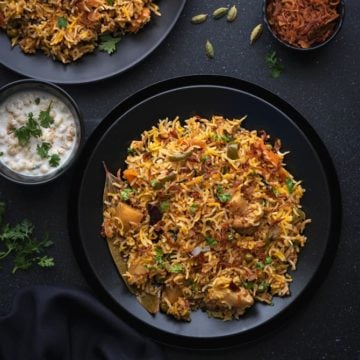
[
  {"left": 216, "top": 185, "right": 231, "bottom": 203},
  {"left": 36, "top": 142, "right": 52, "bottom": 159},
  {"left": 0, "top": 201, "right": 55, "bottom": 273},
  {"left": 266, "top": 50, "right": 284, "bottom": 79},
  {"left": 13, "top": 113, "right": 42, "bottom": 146},
  {"left": 39, "top": 101, "right": 54, "bottom": 128},
  {"left": 99, "top": 35, "right": 121, "bottom": 55}
]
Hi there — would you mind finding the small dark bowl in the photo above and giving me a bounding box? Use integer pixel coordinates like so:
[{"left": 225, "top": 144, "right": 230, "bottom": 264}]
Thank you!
[
  {"left": 0, "top": 79, "right": 84, "bottom": 185},
  {"left": 263, "top": 0, "right": 345, "bottom": 51}
]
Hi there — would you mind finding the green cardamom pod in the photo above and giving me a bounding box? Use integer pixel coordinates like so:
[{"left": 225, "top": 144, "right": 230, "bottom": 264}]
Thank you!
[
  {"left": 212, "top": 7, "right": 228, "bottom": 19},
  {"left": 227, "top": 5, "right": 237, "bottom": 22},
  {"left": 250, "top": 24, "right": 263, "bottom": 44},
  {"left": 205, "top": 40, "right": 214, "bottom": 59},
  {"left": 191, "top": 14, "right": 208, "bottom": 24}
]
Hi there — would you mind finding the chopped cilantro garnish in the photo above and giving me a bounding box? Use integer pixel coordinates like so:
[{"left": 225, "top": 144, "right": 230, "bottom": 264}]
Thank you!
[
  {"left": 127, "top": 147, "right": 136, "bottom": 156},
  {"left": 205, "top": 235, "right": 217, "bottom": 247},
  {"left": 265, "top": 256, "right": 272, "bottom": 265},
  {"left": 244, "top": 281, "right": 254, "bottom": 289},
  {"left": 120, "top": 188, "right": 133, "bottom": 201},
  {"left": 220, "top": 134, "right": 233, "bottom": 143},
  {"left": 49, "top": 154, "right": 60, "bottom": 167},
  {"left": 0, "top": 152, "right": 3, "bottom": 157},
  {"left": 256, "top": 262, "right": 264, "bottom": 270},
  {"left": 36, "top": 142, "right": 51, "bottom": 159},
  {"left": 13, "top": 113, "right": 42, "bottom": 146},
  {"left": 39, "top": 101, "right": 54, "bottom": 128},
  {"left": 160, "top": 200, "right": 170, "bottom": 213},
  {"left": 285, "top": 178, "right": 295, "bottom": 193},
  {"left": 154, "top": 247, "right": 164, "bottom": 267},
  {"left": 107, "top": 0, "right": 115, "bottom": 4},
  {"left": 34, "top": 98, "right": 40, "bottom": 105},
  {"left": 189, "top": 203, "right": 198, "bottom": 214},
  {"left": 99, "top": 35, "right": 121, "bottom": 55},
  {"left": 257, "top": 281, "right": 269, "bottom": 293},
  {"left": 168, "top": 263, "right": 183, "bottom": 273},
  {"left": 57, "top": 17, "right": 68, "bottom": 29},
  {"left": 216, "top": 185, "right": 231, "bottom": 203}
]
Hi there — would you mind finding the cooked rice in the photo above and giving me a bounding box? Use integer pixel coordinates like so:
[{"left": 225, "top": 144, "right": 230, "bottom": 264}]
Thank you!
[
  {"left": 0, "top": 0, "right": 160, "bottom": 63},
  {"left": 102, "top": 116, "right": 310, "bottom": 321}
]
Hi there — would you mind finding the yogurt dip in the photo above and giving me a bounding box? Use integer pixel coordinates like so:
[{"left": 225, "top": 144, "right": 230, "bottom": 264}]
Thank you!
[{"left": 0, "top": 90, "right": 78, "bottom": 177}]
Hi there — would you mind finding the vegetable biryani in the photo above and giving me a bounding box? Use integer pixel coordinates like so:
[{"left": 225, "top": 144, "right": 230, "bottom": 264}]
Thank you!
[
  {"left": 0, "top": 0, "right": 160, "bottom": 63},
  {"left": 102, "top": 116, "right": 310, "bottom": 321}
]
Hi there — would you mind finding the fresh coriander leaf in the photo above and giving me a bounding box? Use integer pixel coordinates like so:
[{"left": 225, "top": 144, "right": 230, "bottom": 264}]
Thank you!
[
  {"left": 38, "top": 256, "right": 55, "bottom": 267},
  {"left": 49, "top": 154, "right": 60, "bottom": 167},
  {"left": 205, "top": 235, "right": 217, "bottom": 247},
  {"left": 211, "top": 133, "right": 219, "bottom": 141},
  {"left": 57, "top": 17, "right": 68, "bottom": 29},
  {"left": 12, "top": 254, "right": 33, "bottom": 273},
  {"left": 39, "top": 102, "right": 54, "bottom": 128},
  {"left": 34, "top": 98, "right": 40, "bottom": 105},
  {"left": 220, "top": 134, "right": 233, "bottom": 143},
  {"left": 107, "top": 0, "right": 115, "bottom": 4},
  {"left": 244, "top": 281, "right": 254, "bottom": 289},
  {"left": 285, "top": 178, "right": 295, "bottom": 193},
  {"left": 216, "top": 185, "right": 231, "bottom": 203},
  {"left": 154, "top": 247, "right": 164, "bottom": 267},
  {"left": 168, "top": 263, "right": 183, "bottom": 273},
  {"left": 0, "top": 220, "right": 34, "bottom": 242},
  {"left": 256, "top": 261, "right": 264, "bottom": 270},
  {"left": 120, "top": 188, "right": 133, "bottom": 201},
  {"left": 189, "top": 203, "right": 198, "bottom": 214},
  {"left": 98, "top": 35, "right": 121, "bottom": 55},
  {"left": 257, "top": 281, "right": 269, "bottom": 293},
  {"left": 200, "top": 155, "right": 208, "bottom": 163},
  {"left": 36, "top": 142, "right": 51, "bottom": 159},
  {"left": 14, "top": 126, "right": 31, "bottom": 146},
  {"left": 27, "top": 112, "right": 42, "bottom": 137},
  {"left": 127, "top": 147, "right": 136, "bottom": 156},
  {"left": 159, "top": 200, "right": 170, "bottom": 213},
  {"left": 265, "top": 256, "right": 272, "bottom": 265},
  {"left": 266, "top": 50, "right": 284, "bottom": 79},
  {"left": 0, "top": 152, "right": 4, "bottom": 156}
]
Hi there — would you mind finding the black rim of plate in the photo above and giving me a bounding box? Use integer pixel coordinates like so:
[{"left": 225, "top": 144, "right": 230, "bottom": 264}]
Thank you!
[
  {"left": 0, "top": 0, "right": 186, "bottom": 84},
  {"left": 69, "top": 75, "right": 341, "bottom": 349}
]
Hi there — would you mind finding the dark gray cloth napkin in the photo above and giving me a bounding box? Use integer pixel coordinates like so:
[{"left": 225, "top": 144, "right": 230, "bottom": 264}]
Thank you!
[{"left": 0, "top": 286, "right": 164, "bottom": 360}]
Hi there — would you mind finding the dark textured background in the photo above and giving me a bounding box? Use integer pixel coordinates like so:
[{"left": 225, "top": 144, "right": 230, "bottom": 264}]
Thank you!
[{"left": 0, "top": 1, "right": 359, "bottom": 359}]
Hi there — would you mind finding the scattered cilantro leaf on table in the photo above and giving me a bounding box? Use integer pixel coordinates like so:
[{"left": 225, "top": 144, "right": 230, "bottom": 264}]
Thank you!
[
  {"left": 266, "top": 50, "right": 284, "bottom": 79},
  {"left": 99, "top": 35, "right": 121, "bottom": 54},
  {"left": 0, "top": 201, "right": 55, "bottom": 274}
]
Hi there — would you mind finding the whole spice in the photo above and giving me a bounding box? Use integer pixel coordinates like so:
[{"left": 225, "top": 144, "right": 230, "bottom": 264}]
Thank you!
[
  {"left": 205, "top": 40, "right": 214, "bottom": 59},
  {"left": 212, "top": 7, "right": 228, "bottom": 19},
  {"left": 191, "top": 14, "right": 208, "bottom": 24},
  {"left": 250, "top": 24, "right": 263, "bottom": 44},
  {"left": 227, "top": 5, "right": 238, "bottom": 22}
]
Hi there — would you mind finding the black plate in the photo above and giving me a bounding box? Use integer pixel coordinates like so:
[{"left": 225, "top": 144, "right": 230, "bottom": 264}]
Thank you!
[
  {"left": 69, "top": 76, "right": 341, "bottom": 348},
  {"left": 0, "top": 0, "right": 185, "bottom": 84}
]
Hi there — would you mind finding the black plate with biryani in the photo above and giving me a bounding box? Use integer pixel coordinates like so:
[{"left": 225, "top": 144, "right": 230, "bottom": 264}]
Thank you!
[
  {"left": 69, "top": 76, "right": 341, "bottom": 347},
  {"left": 0, "top": 0, "right": 185, "bottom": 84}
]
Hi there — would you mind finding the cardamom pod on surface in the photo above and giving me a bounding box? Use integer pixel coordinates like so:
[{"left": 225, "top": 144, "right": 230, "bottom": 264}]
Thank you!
[
  {"left": 205, "top": 40, "right": 214, "bottom": 58},
  {"left": 250, "top": 24, "right": 263, "bottom": 44},
  {"left": 212, "top": 7, "right": 228, "bottom": 19},
  {"left": 191, "top": 14, "right": 208, "bottom": 24},
  {"left": 227, "top": 5, "right": 237, "bottom": 22}
]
